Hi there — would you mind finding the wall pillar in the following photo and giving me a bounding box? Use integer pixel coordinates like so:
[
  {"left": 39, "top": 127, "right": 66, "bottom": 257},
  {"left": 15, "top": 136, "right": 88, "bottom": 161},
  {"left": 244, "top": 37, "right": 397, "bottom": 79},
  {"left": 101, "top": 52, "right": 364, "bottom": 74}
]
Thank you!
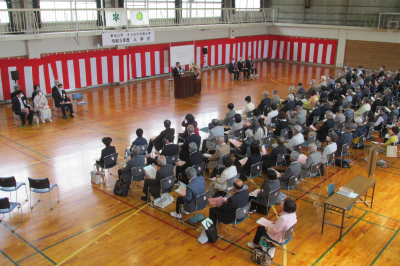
[
  {"left": 26, "top": 40, "right": 42, "bottom": 59},
  {"left": 335, "top": 28, "right": 347, "bottom": 68}
]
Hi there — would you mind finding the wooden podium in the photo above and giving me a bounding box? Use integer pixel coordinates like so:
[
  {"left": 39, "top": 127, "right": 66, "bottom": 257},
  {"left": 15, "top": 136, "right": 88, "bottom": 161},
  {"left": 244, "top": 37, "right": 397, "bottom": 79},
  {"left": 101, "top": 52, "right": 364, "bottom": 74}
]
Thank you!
[{"left": 174, "top": 75, "right": 201, "bottom": 99}]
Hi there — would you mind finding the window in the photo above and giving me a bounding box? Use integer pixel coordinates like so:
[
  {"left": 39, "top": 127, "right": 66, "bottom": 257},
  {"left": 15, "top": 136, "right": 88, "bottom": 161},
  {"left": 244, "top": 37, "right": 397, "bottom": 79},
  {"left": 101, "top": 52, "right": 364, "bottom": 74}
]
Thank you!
[
  {"left": 182, "top": 0, "right": 222, "bottom": 18},
  {"left": 235, "top": 0, "right": 260, "bottom": 11},
  {"left": 40, "top": 0, "right": 97, "bottom": 22},
  {"left": 0, "top": 1, "right": 9, "bottom": 24},
  {"left": 127, "top": 0, "right": 175, "bottom": 19}
]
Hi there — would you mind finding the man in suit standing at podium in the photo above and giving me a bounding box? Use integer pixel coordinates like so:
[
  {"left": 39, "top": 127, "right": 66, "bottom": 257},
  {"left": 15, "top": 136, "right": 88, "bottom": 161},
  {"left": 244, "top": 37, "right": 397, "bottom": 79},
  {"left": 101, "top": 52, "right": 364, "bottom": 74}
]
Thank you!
[{"left": 173, "top": 62, "right": 183, "bottom": 77}]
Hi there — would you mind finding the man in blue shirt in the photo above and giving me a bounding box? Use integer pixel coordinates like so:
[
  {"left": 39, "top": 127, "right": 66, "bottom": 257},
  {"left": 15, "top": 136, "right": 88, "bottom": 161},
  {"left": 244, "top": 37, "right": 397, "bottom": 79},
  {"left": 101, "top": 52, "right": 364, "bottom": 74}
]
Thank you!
[{"left": 130, "top": 128, "right": 148, "bottom": 151}]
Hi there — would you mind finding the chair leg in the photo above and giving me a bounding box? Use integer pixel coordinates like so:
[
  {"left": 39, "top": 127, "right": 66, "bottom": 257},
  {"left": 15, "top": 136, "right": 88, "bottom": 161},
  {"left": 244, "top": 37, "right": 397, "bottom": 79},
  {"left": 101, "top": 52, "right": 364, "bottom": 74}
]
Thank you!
[
  {"left": 50, "top": 186, "right": 60, "bottom": 211},
  {"left": 30, "top": 192, "right": 42, "bottom": 210}
]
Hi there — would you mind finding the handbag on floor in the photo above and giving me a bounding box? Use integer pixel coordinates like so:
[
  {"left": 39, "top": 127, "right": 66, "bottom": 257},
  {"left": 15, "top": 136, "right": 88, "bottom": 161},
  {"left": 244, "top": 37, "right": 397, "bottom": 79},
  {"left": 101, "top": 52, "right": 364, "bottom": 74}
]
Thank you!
[
  {"left": 90, "top": 171, "right": 102, "bottom": 184},
  {"left": 386, "top": 145, "right": 397, "bottom": 157},
  {"left": 113, "top": 176, "right": 131, "bottom": 197},
  {"left": 252, "top": 247, "right": 272, "bottom": 265},
  {"left": 202, "top": 218, "right": 218, "bottom": 244}
]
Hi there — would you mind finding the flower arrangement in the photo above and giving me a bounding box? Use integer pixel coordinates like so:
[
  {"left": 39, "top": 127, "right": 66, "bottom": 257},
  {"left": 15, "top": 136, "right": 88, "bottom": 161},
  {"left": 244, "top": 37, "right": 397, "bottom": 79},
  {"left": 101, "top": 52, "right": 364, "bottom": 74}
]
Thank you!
[{"left": 190, "top": 62, "right": 202, "bottom": 77}]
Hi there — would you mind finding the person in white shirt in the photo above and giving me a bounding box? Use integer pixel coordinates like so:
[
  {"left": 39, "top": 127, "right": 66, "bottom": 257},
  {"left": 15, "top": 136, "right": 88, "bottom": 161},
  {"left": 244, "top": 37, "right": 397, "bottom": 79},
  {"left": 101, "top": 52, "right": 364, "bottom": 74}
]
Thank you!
[
  {"left": 354, "top": 97, "right": 371, "bottom": 121},
  {"left": 33, "top": 90, "right": 52, "bottom": 123},
  {"left": 320, "top": 132, "right": 338, "bottom": 175},
  {"left": 264, "top": 103, "right": 278, "bottom": 126},
  {"left": 254, "top": 118, "right": 268, "bottom": 144},
  {"left": 241, "top": 95, "right": 255, "bottom": 120},
  {"left": 208, "top": 156, "right": 237, "bottom": 197},
  {"left": 286, "top": 125, "right": 304, "bottom": 152}
]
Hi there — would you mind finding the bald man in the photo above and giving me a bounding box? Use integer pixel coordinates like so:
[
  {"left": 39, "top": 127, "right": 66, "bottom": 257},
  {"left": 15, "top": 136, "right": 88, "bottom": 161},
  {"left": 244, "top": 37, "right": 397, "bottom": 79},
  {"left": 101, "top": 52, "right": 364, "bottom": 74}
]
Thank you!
[{"left": 208, "top": 179, "right": 249, "bottom": 225}]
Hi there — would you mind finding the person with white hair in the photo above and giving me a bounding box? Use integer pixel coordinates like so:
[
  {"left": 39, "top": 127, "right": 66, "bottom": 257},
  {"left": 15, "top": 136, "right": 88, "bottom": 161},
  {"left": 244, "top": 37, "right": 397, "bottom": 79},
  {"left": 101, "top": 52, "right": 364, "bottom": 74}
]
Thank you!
[
  {"left": 286, "top": 125, "right": 304, "bottom": 152},
  {"left": 271, "top": 90, "right": 280, "bottom": 106},
  {"left": 257, "top": 91, "right": 271, "bottom": 112},
  {"left": 320, "top": 132, "right": 338, "bottom": 175},
  {"left": 382, "top": 88, "right": 392, "bottom": 106},
  {"left": 307, "top": 79, "right": 317, "bottom": 95},
  {"left": 300, "top": 143, "right": 322, "bottom": 180},
  {"left": 317, "top": 76, "right": 327, "bottom": 92},
  {"left": 279, "top": 151, "right": 301, "bottom": 188},
  {"left": 354, "top": 97, "right": 371, "bottom": 121},
  {"left": 279, "top": 94, "right": 295, "bottom": 113},
  {"left": 230, "top": 129, "right": 255, "bottom": 156},
  {"left": 351, "top": 117, "right": 367, "bottom": 147},
  {"left": 287, "top": 105, "right": 306, "bottom": 125}
]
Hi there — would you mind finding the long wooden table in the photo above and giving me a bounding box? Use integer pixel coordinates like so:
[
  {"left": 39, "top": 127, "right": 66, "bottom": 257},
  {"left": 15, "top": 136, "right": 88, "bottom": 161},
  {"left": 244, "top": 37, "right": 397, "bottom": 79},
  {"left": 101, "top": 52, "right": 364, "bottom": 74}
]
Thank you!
[{"left": 321, "top": 175, "right": 377, "bottom": 240}]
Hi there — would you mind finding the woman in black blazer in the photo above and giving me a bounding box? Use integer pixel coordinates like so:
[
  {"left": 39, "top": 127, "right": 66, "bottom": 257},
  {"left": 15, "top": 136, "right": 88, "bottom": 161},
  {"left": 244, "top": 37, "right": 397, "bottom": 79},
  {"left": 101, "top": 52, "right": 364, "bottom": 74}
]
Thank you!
[
  {"left": 96, "top": 137, "right": 116, "bottom": 173},
  {"left": 240, "top": 143, "right": 262, "bottom": 181},
  {"left": 249, "top": 169, "right": 280, "bottom": 214}
]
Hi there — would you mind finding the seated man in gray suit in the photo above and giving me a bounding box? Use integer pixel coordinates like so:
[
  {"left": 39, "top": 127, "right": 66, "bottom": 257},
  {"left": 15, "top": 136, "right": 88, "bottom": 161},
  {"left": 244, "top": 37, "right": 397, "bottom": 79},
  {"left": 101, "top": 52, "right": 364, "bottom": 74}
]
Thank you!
[
  {"left": 219, "top": 103, "right": 236, "bottom": 126},
  {"left": 287, "top": 105, "right": 306, "bottom": 125},
  {"left": 170, "top": 167, "right": 207, "bottom": 218},
  {"left": 202, "top": 119, "right": 224, "bottom": 153},
  {"left": 141, "top": 156, "right": 174, "bottom": 201},
  {"left": 279, "top": 151, "right": 301, "bottom": 188},
  {"left": 118, "top": 145, "right": 145, "bottom": 181},
  {"left": 300, "top": 143, "right": 322, "bottom": 180}
]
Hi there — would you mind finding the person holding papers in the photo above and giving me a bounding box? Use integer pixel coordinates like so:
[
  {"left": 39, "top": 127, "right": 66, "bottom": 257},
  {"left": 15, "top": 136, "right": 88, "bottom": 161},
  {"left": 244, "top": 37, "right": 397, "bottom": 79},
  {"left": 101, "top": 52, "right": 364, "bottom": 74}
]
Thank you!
[
  {"left": 147, "top": 135, "right": 179, "bottom": 166},
  {"left": 208, "top": 156, "right": 237, "bottom": 197},
  {"left": 176, "top": 142, "right": 203, "bottom": 184},
  {"left": 203, "top": 136, "right": 230, "bottom": 177},
  {"left": 118, "top": 145, "right": 145, "bottom": 181},
  {"left": 241, "top": 144, "right": 262, "bottom": 181},
  {"left": 173, "top": 62, "right": 183, "bottom": 77},
  {"left": 370, "top": 126, "right": 399, "bottom": 153},
  {"left": 33, "top": 89, "right": 52, "bottom": 123},
  {"left": 208, "top": 179, "right": 249, "bottom": 225},
  {"left": 170, "top": 167, "right": 206, "bottom": 219},
  {"left": 247, "top": 198, "right": 297, "bottom": 259},
  {"left": 249, "top": 169, "right": 280, "bottom": 215},
  {"left": 230, "top": 129, "right": 255, "bottom": 156}
]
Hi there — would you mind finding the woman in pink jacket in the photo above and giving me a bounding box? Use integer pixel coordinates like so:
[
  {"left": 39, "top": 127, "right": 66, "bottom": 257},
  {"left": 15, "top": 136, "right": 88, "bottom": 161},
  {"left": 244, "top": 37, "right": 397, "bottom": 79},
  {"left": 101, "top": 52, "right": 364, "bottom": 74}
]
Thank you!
[{"left": 247, "top": 198, "right": 297, "bottom": 259}]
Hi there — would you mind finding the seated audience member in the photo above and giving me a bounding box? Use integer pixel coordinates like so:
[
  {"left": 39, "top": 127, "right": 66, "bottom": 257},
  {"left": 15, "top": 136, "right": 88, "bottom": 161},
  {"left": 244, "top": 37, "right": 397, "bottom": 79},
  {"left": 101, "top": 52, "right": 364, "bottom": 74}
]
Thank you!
[
  {"left": 351, "top": 118, "right": 367, "bottom": 147},
  {"left": 51, "top": 80, "right": 59, "bottom": 95},
  {"left": 327, "top": 75, "right": 336, "bottom": 88},
  {"left": 258, "top": 91, "right": 271, "bottom": 113},
  {"left": 309, "top": 111, "right": 334, "bottom": 143},
  {"left": 265, "top": 103, "right": 278, "bottom": 126},
  {"left": 246, "top": 56, "right": 258, "bottom": 77},
  {"left": 333, "top": 108, "right": 346, "bottom": 131},
  {"left": 241, "top": 143, "right": 262, "bottom": 181},
  {"left": 350, "top": 78, "right": 357, "bottom": 90},
  {"left": 287, "top": 105, "right": 305, "bottom": 125},
  {"left": 246, "top": 108, "right": 262, "bottom": 132},
  {"left": 295, "top": 94, "right": 304, "bottom": 107},
  {"left": 31, "top": 84, "right": 40, "bottom": 107},
  {"left": 300, "top": 143, "right": 322, "bottom": 180},
  {"left": 374, "top": 107, "right": 388, "bottom": 131},
  {"left": 179, "top": 125, "right": 201, "bottom": 161},
  {"left": 238, "top": 57, "right": 250, "bottom": 79},
  {"left": 241, "top": 96, "right": 255, "bottom": 120},
  {"left": 279, "top": 94, "right": 295, "bottom": 113},
  {"left": 33, "top": 89, "right": 52, "bottom": 123},
  {"left": 365, "top": 111, "right": 376, "bottom": 129},
  {"left": 203, "top": 119, "right": 224, "bottom": 153},
  {"left": 371, "top": 92, "right": 382, "bottom": 113},
  {"left": 354, "top": 97, "right": 371, "bottom": 121},
  {"left": 249, "top": 169, "right": 280, "bottom": 215},
  {"left": 208, "top": 156, "right": 237, "bottom": 197},
  {"left": 219, "top": 103, "right": 236, "bottom": 126},
  {"left": 361, "top": 83, "right": 371, "bottom": 97},
  {"left": 318, "top": 99, "right": 331, "bottom": 121},
  {"left": 317, "top": 76, "right": 327, "bottom": 92},
  {"left": 230, "top": 129, "right": 255, "bottom": 156},
  {"left": 343, "top": 103, "right": 354, "bottom": 121},
  {"left": 179, "top": 113, "right": 198, "bottom": 141},
  {"left": 269, "top": 111, "right": 289, "bottom": 139},
  {"left": 332, "top": 94, "right": 343, "bottom": 111},
  {"left": 12, "top": 90, "right": 35, "bottom": 127},
  {"left": 176, "top": 142, "right": 203, "bottom": 184},
  {"left": 382, "top": 88, "right": 392, "bottom": 106},
  {"left": 335, "top": 124, "right": 353, "bottom": 157},
  {"left": 320, "top": 132, "right": 338, "bottom": 175},
  {"left": 170, "top": 167, "right": 207, "bottom": 218},
  {"left": 141, "top": 155, "right": 174, "bottom": 201},
  {"left": 118, "top": 145, "right": 145, "bottom": 180},
  {"left": 306, "top": 104, "right": 321, "bottom": 127},
  {"left": 53, "top": 83, "right": 74, "bottom": 119},
  {"left": 262, "top": 136, "right": 286, "bottom": 171},
  {"left": 204, "top": 136, "right": 230, "bottom": 176},
  {"left": 208, "top": 179, "right": 249, "bottom": 225},
  {"left": 271, "top": 90, "right": 280, "bottom": 106},
  {"left": 95, "top": 137, "right": 116, "bottom": 174},
  {"left": 343, "top": 89, "right": 353, "bottom": 106},
  {"left": 340, "top": 78, "right": 351, "bottom": 96},
  {"left": 296, "top": 83, "right": 306, "bottom": 96},
  {"left": 147, "top": 134, "right": 179, "bottom": 166},
  {"left": 228, "top": 58, "right": 239, "bottom": 80},
  {"left": 286, "top": 125, "right": 304, "bottom": 152},
  {"left": 319, "top": 86, "right": 328, "bottom": 99},
  {"left": 370, "top": 126, "right": 399, "bottom": 152},
  {"left": 279, "top": 151, "right": 301, "bottom": 188},
  {"left": 387, "top": 101, "right": 399, "bottom": 124},
  {"left": 306, "top": 79, "right": 317, "bottom": 95},
  {"left": 147, "top": 119, "right": 175, "bottom": 153},
  {"left": 129, "top": 128, "right": 148, "bottom": 152},
  {"left": 247, "top": 198, "right": 297, "bottom": 259},
  {"left": 11, "top": 85, "right": 28, "bottom": 100},
  {"left": 303, "top": 89, "right": 319, "bottom": 110},
  {"left": 352, "top": 86, "right": 362, "bottom": 105},
  {"left": 328, "top": 82, "right": 341, "bottom": 101},
  {"left": 227, "top": 114, "right": 244, "bottom": 140},
  {"left": 254, "top": 118, "right": 268, "bottom": 143}
]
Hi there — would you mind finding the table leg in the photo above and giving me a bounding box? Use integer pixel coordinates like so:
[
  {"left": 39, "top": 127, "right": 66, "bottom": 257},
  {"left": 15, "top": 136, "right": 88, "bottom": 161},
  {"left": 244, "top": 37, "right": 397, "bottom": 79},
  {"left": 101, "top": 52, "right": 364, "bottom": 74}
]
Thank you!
[
  {"left": 339, "top": 208, "right": 345, "bottom": 241},
  {"left": 371, "top": 184, "right": 375, "bottom": 209},
  {"left": 321, "top": 203, "right": 327, "bottom": 234}
]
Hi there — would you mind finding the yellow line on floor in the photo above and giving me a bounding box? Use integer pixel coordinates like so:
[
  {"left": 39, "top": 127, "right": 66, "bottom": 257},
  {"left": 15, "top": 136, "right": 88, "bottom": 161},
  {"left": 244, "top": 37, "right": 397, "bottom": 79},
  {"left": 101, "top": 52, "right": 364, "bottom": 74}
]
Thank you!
[{"left": 57, "top": 204, "right": 147, "bottom": 265}]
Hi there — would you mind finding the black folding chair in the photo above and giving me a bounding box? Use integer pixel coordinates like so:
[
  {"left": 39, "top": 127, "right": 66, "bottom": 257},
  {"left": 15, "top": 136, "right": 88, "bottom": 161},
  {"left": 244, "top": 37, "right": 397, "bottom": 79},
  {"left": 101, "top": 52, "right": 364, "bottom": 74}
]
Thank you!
[
  {"left": 230, "top": 203, "right": 252, "bottom": 243},
  {"left": 302, "top": 162, "right": 322, "bottom": 192},
  {"left": 0, "top": 197, "right": 23, "bottom": 232},
  {"left": 166, "top": 154, "right": 178, "bottom": 165},
  {"left": 234, "top": 128, "right": 244, "bottom": 140},
  {"left": 0, "top": 176, "right": 28, "bottom": 206},
  {"left": 148, "top": 175, "right": 175, "bottom": 209},
  {"left": 28, "top": 177, "right": 59, "bottom": 211}
]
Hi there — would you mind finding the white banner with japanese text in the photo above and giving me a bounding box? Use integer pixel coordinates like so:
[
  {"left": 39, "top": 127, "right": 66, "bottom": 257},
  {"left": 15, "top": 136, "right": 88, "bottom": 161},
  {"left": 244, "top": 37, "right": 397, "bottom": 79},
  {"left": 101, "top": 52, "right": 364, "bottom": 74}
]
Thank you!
[{"left": 102, "top": 31, "right": 155, "bottom": 46}]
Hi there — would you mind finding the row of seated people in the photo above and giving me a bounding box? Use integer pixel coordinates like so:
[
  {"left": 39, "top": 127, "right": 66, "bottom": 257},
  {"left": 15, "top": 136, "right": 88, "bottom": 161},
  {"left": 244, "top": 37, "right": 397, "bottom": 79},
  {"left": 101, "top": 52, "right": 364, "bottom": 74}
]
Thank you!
[{"left": 228, "top": 56, "right": 259, "bottom": 80}]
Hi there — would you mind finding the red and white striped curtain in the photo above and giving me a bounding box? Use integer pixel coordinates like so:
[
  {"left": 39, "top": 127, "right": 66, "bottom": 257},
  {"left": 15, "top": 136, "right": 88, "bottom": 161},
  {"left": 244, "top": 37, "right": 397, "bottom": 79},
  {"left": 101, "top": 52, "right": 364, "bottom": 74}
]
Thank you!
[{"left": 0, "top": 35, "right": 337, "bottom": 101}]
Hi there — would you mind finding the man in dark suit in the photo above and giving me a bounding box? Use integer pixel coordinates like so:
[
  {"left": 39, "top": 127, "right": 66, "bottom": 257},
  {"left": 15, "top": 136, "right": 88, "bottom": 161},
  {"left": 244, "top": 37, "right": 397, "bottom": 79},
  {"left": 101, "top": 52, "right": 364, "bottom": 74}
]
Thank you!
[
  {"left": 377, "top": 66, "right": 385, "bottom": 79},
  {"left": 371, "top": 92, "right": 382, "bottom": 113},
  {"left": 141, "top": 156, "right": 174, "bottom": 201},
  {"left": 31, "top": 84, "right": 40, "bottom": 107},
  {"left": 118, "top": 145, "right": 145, "bottom": 182},
  {"left": 345, "top": 68, "right": 352, "bottom": 84},
  {"left": 176, "top": 142, "right": 203, "bottom": 184},
  {"left": 262, "top": 136, "right": 287, "bottom": 170},
  {"left": 296, "top": 83, "right": 306, "bottom": 96},
  {"left": 279, "top": 94, "right": 295, "bottom": 113},
  {"left": 335, "top": 124, "right": 353, "bottom": 157},
  {"left": 340, "top": 79, "right": 351, "bottom": 96},
  {"left": 328, "top": 82, "right": 342, "bottom": 101},
  {"left": 51, "top": 80, "right": 59, "bottom": 96},
  {"left": 12, "top": 90, "right": 35, "bottom": 127},
  {"left": 318, "top": 99, "right": 330, "bottom": 121},
  {"left": 237, "top": 58, "right": 250, "bottom": 79},
  {"left": 147, "top": 120, "right": 175, "bottom": 153},
  {"left": 381, "top": 89, "right": 391, "bottom": 106},
  {"left": 279, "top": 151, "right": 301, "bottom": 188},
  {"left": 257, "top": 91, "right": 271, "bottom": 113},
  {"left": 246, "top": 56, "right": 258, "bottom": 77},
  {"left": 147, "top": 134, "right": 179, "bottom": 166},
  {"left": 309, "top": 111, "right": 334, "bottom": 142},
  {"left": 306, "top": 106, "right": 321, "bottom": 126},
  {"left": 173, "top": 62, "right": 183, "bottom": 77},
  {"left": 179, "top": 125, "right": 201, "bottom": 161},
  {"left": 370, "top": 70, "right": 377, "bottom": 81},
  {"left": 53, "top": 83, "right": 74, "bottom": 119},
  {"left": 269, "top": 111, "right": 289, "bottom": 139},
  {"left": 228, "top": 58, "right": 239, "bottom": 80},
  {"left": 171, "top": 167, "right": 206, "bottom": 218},
  {"left": 208, "top": 179, "right": 249, "bottom": 225}
]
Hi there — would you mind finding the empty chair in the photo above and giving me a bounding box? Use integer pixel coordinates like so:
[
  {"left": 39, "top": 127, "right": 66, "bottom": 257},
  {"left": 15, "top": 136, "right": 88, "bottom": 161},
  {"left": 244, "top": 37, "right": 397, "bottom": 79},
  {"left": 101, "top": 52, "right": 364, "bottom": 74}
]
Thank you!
[
  {"left": 280, "top": 129, "right": 288, "bottom": 140},
  {"left": 28, "top": 177, "right": 59, "bottom": 211},
  {"left": 230, "top": 203, "right": 252, "bottom": 243},
  {"left": 275, "top": 154, "right": 286, "bottom": 169},
  {"left": 339, "top": 143, "right": 351, "bottom": 162},
  {"left": 0, "top": 197, "right": 23, "bottom": 232},
  {"left": 0, "top": 176, "right": 28, "bottom": 205},
  {"left": 251, "top": 187, "right": 280, "bottom": 220},
  {"left": 192, "top": 162, "right": 206, "bottom": 176},
  {"left": 312, "top": 116, "right": 319, "bottom": 126},
  {"left": 71, "top": 92, "right": 88, "bottom": 113},
  {"left": 148, "top": 175, "right": 175, "bottom": 209}
]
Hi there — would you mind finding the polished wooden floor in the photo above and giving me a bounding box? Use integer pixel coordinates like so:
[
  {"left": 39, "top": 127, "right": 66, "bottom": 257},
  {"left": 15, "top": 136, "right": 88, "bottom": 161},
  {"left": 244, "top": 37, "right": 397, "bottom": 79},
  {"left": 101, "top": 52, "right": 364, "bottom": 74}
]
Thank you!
[{"left": 0, "top": 60, "right": 399, "bottom": 266}]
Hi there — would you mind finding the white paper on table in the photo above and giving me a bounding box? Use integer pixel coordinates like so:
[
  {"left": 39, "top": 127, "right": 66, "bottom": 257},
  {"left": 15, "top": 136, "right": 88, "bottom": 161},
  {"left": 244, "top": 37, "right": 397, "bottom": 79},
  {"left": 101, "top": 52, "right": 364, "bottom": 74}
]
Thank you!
[
  {"left": 298, "top": 154, "right": 307, "bottom": 164},
  {"left": 257, "top": 217, "right": 274, "bottom": 227},
  {"left": 143, "top": 165, "right": 157, "bottom": 179},
  {"left": 337, "top": 191, "right": 358, "bottom": 198}
]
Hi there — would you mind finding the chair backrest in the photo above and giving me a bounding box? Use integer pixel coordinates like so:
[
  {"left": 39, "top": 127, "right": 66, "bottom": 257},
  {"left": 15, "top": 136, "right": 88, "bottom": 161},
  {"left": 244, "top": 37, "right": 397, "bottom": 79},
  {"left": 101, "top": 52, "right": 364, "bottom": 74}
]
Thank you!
[
  {"left": 366, "top": 127, "right": 373, "bottom": 138},
  {"left": 160, "top": 175, "right": 175, "bottom": 192},
  {"left": 137, "top": 144, "right": 148, "bottom": 155},
  {"left": 227, "top": 174, "right": 240, "bottom": 190},
  {"left": 195, "top": 190, "right": 210, "bottom": 210},
  {"left": 72, "top": 92, "right": 83, "bottom": 101},
  {"left": 341, "top": 143, "right": 350, "bottom": 155},
  {"left": 131, "top": 166, "right": 145, "bottom": 181},
  {"left": 0, "top": 197, "right": 10, "bottom": 209},
  {"left": 328, "top": 128, "right": 334, "bottom": 135},
  {"left": 338, "top": 106, "right": 343, "bottom": 113},
  {"left": 310, "top": 162, "right": 321, "bottom": 176},
  {"left": 263, "top": 106, "right": 269, "bottom": 116},
  {"left": 277, "top": 153, "right": 285, "bottom": 164},
  {"left": 235, "top": 203, "right": 250, "bottom": 221},
  {"left": 312, "top": 116, "right": 319, "bottom": 125},
  {"left": 301, "top": 123, "right": 306, "bottom": 133},
  {"left": 28, "top": 177, "right": 50, "bottom": 189},
  {"left": 0, "top": 176, "right": 16, "bottom": 188},
  {"left": 250, "top": 161, "right": 262, "bottom": 176},
  {"left": 193, "top": 162, "right": 205, "bottom": 176},
  {"left": 309, "top": 134, "right": 317, "bottom": 144},
  {"left": 362, "top": 111, "right": 368, "bottom": 121},
  {"left": 263, "top": 136, "right": 272, "bottom": 147},
  {"left": 326, "top": 152, "right": 335, "bottom": 164},
  {"left": 166, "top": 154, "right": 178, "bottom": 165},
  {"left": 235, "top": 128, "right": 244, "bottom": 139},
  {"left": 327, "top": 183, "right": 335, "bottom": 197},
  {"left": 247, "top": 110, "right": 253, "bottom": 118},
  {"left": 288, "top": 175, "right": 298, "bottom": 188},
  {"left": 104, "top": 153, "right": 118, "bottom": 167},
  {"left": 282, "top": 224, "right": 296, "bottom": 242},
  {"left": 294, "top": 144, "right": 302, "bottom": 153},
  {"left": 338, "top": 121, "right": 345, "bottom": 132},
  {"left": 268, "top": 187, "right": 280, "bottom": 206},
  {"left": 347, "top": 116, "right": 353, "bottom": 124},
  {"left": 228, "top": 116, "right": 235, "bottom": 126},
  {"left": 358, "top": 135, "right": 364, "bottom": 145},
  {"left": 219, "top": 153, "right": 231, "bottom": 167},
  {"left": 375, "top": 105, "right": 380, "bottom": 113},
  {"left": 271, "top": 117, "right": 277, "bottom": 125},
  {"left": 280, "top": 129, "right": 288, "bottom": 139}
]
